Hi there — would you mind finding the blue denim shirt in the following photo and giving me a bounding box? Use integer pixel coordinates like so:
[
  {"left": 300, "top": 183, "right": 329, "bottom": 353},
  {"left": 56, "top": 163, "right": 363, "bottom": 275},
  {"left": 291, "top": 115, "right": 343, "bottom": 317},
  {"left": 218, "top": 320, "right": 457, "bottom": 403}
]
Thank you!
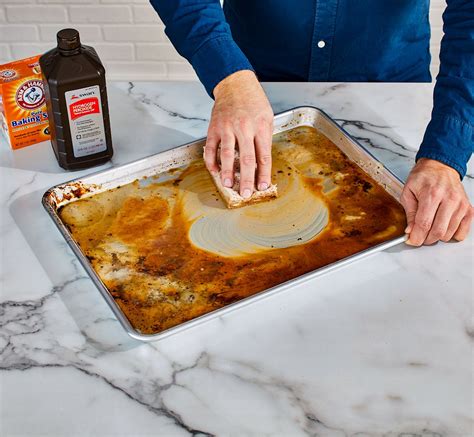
[{"left": 150, "top": 0, "right": 473, "bottom": 178}]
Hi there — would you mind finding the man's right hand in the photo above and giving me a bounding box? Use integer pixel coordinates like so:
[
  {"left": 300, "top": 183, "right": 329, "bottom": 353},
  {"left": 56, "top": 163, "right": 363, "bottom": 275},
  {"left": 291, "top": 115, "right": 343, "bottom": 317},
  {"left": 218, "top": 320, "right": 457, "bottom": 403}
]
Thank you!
[{"left": 204, "top": 70, "right": 274, "bottom": 199}]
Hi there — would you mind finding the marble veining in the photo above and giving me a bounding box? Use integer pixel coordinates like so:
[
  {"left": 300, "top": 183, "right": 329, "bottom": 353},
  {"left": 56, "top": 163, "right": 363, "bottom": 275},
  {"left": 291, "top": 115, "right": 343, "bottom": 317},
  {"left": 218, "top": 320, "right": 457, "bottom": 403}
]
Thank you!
[{"left": 0, "top": 82, "right": 472, "bottom": 436}]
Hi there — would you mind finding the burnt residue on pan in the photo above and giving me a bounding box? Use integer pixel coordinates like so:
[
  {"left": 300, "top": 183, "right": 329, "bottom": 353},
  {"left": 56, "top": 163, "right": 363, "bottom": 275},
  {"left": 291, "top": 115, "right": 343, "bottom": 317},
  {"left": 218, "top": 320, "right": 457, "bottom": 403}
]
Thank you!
[
  {"left": 48, "top": 181, "right": 101, "bottom": 207},
  {"left": 59, "top": 126, "right": 406, "bottom": 334}
]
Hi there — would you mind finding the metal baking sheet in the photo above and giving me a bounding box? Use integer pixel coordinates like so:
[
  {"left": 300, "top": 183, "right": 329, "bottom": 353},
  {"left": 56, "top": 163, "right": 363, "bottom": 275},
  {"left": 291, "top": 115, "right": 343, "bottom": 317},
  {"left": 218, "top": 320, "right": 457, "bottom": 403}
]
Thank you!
[{"left": 43, "top": 106, "right": 406, "bottom": 341}]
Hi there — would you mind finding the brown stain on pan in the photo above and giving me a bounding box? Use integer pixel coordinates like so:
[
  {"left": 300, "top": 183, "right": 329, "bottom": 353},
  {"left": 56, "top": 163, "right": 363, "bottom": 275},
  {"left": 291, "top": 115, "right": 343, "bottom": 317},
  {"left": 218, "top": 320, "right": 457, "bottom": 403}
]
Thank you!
[
  {"left": 59, "top": 126, "right": 406, "bottom": 334},
  {"left": 49, "top": 181, "right": 101, "bottom": 207}
]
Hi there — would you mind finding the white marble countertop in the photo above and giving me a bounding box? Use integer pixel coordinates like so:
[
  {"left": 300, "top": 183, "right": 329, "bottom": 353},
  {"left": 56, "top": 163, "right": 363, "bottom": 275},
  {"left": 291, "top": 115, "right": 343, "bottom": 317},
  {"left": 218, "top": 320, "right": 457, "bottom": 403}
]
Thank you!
[{"left": 1, "top": 82, "right": 473, "bottom": 436}]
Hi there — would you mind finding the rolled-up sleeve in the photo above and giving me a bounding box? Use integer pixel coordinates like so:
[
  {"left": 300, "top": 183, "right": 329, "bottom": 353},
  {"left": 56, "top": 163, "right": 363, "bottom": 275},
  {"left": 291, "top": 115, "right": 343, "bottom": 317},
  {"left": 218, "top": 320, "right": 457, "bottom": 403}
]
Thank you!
[
  {"left": 149, "top": 0, "right": 254, "bottom": 97},
  {"left": 417, "top": 0, "right": 474, "bottom": 178}
]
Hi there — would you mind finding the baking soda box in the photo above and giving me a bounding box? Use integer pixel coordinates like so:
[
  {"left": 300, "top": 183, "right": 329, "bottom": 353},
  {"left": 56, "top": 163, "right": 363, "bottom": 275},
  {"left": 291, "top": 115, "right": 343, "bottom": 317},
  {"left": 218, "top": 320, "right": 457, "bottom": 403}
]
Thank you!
[{"left": 0, "top": 55, "right": 50, "bottom": 149}]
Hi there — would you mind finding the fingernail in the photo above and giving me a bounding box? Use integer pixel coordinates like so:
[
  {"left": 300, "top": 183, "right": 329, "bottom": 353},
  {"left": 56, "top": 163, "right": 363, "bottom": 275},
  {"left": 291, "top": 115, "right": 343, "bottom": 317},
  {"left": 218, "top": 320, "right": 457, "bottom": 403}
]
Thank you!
[
  {"left": 404, "top": 225, "right": 411, "bottom": 233},
  {"left": 258, "top": 182, "right": 268, "bottom": 191},
  {"left": 224, "top": 178, "right": 232, "bottom": 187},
  {"left": 242, "top": 189, "right": 252, "bottom": 199},
  {"left": 405, "top": 238, "right": 420, "bottom": 247}
]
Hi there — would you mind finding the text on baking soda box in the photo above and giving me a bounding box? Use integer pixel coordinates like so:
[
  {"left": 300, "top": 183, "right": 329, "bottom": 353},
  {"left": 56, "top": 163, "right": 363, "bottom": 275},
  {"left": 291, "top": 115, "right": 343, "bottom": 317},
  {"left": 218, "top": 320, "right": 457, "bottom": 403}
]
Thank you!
[{"left": 0, "top": 55, "right": 50, "bottom": 149}]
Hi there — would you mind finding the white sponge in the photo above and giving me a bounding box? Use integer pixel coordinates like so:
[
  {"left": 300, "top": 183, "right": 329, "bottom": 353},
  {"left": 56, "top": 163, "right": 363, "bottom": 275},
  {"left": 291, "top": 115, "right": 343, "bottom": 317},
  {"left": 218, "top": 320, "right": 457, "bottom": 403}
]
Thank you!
[{"left": 204, "top": 148, "right": 278, "bottom": 209}]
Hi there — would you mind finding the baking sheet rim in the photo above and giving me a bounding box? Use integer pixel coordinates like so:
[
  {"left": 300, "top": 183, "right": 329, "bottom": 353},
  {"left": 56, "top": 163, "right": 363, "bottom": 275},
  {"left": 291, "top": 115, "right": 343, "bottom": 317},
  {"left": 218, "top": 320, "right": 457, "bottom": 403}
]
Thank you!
[{"left": 42, "top": 106, "right": 407, "bottom": 342}]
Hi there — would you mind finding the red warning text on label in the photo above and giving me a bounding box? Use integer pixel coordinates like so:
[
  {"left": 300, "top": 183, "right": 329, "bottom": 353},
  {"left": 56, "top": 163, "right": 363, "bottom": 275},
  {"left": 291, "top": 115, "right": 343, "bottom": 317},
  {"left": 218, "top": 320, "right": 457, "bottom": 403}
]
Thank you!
[{"left": 69, "top": 97, "right": 100, "bottom": 120}]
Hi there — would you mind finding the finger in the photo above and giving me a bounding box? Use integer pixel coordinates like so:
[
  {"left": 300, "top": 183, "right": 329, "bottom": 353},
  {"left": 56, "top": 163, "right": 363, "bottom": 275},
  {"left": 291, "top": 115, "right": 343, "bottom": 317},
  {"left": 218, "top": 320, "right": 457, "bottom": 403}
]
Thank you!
[
  {"left": 255, "top": 120, "right": 273, "bottom": 191},
  {"left": 453, "top": 206, "right": 474, "bottom": 241},
  {"left": 442, "top": 204, "right": 467, "bottom": 242},
  {"left": 424, "top": 200, "right": 457, "bottom": 245},
  {"left": 204, "top": 132, "right": 219, "bottom": 174},
  {"left": 400, "top": 187, "right": 417, "bottom": 234},
  {"left": 406, "top": 192, "right": 441, "bottom": 246},
  {"left": 219, "top": 131, "right": 236, "bottom": 188},
  {"left": 236, "top": 132, "right": 256, "bottom": 198}
]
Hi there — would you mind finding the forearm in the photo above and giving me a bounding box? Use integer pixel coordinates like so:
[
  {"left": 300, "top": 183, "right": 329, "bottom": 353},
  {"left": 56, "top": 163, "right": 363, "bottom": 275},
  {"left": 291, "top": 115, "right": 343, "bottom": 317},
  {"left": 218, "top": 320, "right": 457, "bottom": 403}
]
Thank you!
[
  {"left": 149, "top": 0, "right": 254, "bottom": 97},
  {"left": 417, "top": 0, "right": 474, "bottom": 178}
]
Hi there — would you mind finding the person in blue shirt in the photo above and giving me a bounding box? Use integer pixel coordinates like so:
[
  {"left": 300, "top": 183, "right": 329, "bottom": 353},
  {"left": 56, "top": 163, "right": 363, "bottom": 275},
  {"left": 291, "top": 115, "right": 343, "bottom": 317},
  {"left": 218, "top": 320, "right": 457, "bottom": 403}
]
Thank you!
[{"left": 150, "top": 0, "right": 473, "bottom": 246}]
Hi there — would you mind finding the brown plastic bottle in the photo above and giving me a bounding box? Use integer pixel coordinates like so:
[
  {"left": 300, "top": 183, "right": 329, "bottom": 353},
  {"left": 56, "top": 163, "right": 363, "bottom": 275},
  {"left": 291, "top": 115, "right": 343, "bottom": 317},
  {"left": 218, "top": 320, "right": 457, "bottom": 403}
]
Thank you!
[{"left": 40, "top": 29, "right": 113, "bottom": 170}]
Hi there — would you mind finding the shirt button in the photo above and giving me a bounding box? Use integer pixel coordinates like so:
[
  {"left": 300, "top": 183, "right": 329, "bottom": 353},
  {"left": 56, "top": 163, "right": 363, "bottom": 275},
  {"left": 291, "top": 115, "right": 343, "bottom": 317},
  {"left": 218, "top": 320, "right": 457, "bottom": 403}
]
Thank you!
[{"left": 317, "top": 40, "right": 326, "bottom": 48}]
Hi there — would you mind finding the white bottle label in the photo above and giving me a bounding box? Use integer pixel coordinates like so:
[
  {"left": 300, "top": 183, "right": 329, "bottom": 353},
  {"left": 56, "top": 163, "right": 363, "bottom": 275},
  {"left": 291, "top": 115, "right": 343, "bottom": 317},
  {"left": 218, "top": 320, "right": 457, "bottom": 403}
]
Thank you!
[{"left": 65, "top": 85, "right": 107, "bottom": 158}]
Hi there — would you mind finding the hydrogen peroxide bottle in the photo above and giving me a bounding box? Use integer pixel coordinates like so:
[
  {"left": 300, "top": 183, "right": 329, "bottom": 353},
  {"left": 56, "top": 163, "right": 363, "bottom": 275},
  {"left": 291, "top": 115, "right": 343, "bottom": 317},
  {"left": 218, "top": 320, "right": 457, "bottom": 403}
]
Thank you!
[{"left": 40, "top": 29, "right": 113, "bottom": 170}]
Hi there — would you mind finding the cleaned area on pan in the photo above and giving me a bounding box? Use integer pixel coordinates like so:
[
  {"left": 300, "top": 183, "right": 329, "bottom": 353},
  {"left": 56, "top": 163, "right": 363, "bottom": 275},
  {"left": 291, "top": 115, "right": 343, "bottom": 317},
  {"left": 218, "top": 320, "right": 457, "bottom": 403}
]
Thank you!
[{"left": 59, "top": 126, "right": 406, "bottom": 334}]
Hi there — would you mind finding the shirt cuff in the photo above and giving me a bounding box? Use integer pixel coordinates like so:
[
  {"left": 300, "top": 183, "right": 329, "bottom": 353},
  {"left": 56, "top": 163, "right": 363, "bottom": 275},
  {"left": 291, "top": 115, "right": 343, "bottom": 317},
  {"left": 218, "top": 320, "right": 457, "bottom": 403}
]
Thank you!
[
  {"left": 417, "top": 115, "right": 473, "bottom": 179},
  {"left": 190, "top": 36, "right": 254, "bottom": 98}
]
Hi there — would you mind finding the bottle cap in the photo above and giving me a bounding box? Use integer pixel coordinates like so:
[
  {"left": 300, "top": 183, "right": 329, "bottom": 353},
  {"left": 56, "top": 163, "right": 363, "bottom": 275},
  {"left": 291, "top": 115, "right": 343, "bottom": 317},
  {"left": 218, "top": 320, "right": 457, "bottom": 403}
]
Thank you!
[{"left": 57, "top": 29, "right": 81, "bottom": 51}]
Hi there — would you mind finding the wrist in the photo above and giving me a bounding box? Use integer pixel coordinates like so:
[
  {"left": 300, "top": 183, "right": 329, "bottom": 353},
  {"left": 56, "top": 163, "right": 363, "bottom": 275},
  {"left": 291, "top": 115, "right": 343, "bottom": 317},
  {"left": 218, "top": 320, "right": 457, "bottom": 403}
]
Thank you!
[
  {"left": 416, "top": 158, "right": 461, "bottom": 179},
  {"left": 213, "top": 70, "right": 258, "bottom": 99}
]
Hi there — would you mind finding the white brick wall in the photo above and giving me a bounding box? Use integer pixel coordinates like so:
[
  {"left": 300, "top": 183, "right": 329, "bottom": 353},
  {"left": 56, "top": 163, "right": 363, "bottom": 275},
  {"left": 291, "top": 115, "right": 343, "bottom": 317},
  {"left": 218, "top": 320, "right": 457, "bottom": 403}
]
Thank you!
[
  {"left": 0, "top": 0, "right": 446, "bottom": 81},
  {"left": 429, "top": 0, "right": 445, "bottom": 78}
]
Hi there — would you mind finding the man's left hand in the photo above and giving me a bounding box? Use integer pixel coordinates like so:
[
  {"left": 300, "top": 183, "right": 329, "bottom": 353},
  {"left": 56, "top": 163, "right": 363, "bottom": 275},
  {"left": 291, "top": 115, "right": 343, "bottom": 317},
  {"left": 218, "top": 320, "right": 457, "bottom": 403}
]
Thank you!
[{"left": 401, "top": 158, "right": 473, "bottom": 246}]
